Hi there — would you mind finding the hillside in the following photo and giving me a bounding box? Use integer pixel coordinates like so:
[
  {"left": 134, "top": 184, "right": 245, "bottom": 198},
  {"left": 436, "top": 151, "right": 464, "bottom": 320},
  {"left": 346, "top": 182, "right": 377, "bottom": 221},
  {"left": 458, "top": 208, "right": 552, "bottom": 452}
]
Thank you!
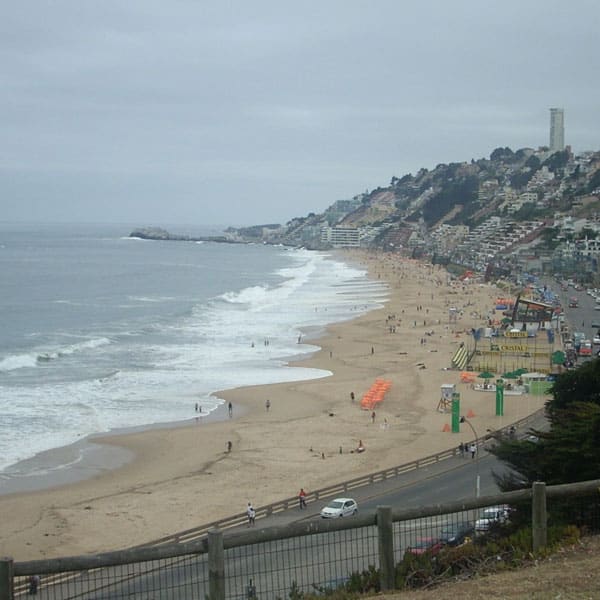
[
  {"left": 228, "top": 146, "right": 600, "bottom": 281},
  {"left": 380, "top": 535, "right": 600, "bottom": 599}
]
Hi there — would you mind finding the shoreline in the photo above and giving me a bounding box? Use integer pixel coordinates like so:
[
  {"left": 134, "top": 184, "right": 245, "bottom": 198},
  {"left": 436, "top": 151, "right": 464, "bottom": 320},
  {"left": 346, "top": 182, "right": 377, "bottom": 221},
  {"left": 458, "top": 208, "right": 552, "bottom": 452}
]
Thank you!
[
  {"left": 0, "top": 402, "right": 236, "bottom": 496},
  {"left": 0, "top": 251, "right": 549, "bottom": 561}
]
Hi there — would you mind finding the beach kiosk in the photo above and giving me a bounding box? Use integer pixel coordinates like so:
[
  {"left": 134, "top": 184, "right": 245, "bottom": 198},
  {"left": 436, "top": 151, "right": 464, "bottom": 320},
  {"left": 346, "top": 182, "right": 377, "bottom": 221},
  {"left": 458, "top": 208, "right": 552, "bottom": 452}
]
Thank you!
[{"left": 438, "top": 383, "right": 456, "bottom": 412}]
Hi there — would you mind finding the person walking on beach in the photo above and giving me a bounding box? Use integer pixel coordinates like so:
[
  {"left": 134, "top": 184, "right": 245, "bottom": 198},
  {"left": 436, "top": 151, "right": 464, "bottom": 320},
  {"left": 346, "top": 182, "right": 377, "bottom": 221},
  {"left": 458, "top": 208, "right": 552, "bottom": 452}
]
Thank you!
[
  {"left": 265, "top": 399, "right": 271, "bottom": 412},
  {"left": 371, "top": 411, "right": 376, "bottom": 423},
  {"left": 246, "top": 502, "right": 256, "bottom": 527},
  {"left": 298, "top": 488, "right": 307, "bottom": 509},
  {"left": 228, "top": 402, "right": 233, "bottom": 418},
  {"left": 227, "top": 441, "right": 232, "bottom": 453}
]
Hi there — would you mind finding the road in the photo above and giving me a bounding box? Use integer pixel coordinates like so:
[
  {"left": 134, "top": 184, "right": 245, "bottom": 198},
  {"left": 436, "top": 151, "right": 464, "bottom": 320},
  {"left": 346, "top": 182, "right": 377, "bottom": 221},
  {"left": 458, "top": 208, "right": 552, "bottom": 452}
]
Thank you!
[
  {"left": 39, "top": 448, "right": 514, "bottom": 599},
  {"left": 545, "top": 279, "right": 600, "bottom": 360}
]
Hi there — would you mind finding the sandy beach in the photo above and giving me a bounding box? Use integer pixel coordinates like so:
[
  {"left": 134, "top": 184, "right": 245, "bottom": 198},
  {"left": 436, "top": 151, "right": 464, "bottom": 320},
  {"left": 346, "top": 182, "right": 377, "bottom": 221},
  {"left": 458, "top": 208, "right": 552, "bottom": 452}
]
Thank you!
[{"left": 0, "top": 251, "right": 547, "bottom": 561}]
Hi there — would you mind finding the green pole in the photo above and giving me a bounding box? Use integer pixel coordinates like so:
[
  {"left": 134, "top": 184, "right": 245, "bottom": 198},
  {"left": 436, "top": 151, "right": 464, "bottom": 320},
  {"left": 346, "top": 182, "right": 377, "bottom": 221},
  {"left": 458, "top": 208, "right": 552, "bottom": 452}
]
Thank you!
[
  {"left": 451, "top": 392, "right": 460, "bottom": 433},
  {"left": 496, "top": 379, "right": 504, "bottom": 416}
]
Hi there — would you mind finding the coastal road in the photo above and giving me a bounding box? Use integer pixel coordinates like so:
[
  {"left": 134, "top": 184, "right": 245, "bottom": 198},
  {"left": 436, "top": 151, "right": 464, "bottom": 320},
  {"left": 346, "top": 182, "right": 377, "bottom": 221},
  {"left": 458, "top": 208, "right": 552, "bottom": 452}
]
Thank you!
[
  {"left": 545, "top": 279, "right": 600, "bottom": 360},
  {"left": 41, "top": 449, "right": 514, "bottom": 599}
]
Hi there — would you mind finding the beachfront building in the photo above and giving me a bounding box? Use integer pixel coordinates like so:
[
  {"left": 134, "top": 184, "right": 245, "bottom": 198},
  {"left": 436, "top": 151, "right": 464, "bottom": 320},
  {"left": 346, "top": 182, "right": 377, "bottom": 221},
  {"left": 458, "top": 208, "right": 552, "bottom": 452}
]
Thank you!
[{"left": 320, "top": 226, "right": 360, "bottom": 247}]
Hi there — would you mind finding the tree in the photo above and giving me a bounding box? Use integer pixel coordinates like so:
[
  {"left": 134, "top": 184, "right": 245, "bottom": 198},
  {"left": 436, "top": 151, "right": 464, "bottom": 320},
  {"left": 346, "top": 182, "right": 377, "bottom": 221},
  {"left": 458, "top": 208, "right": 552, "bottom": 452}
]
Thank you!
[
  {"left": 525, "top": 155, "right": 541, "bottom": 171},
  {"left": 490, "top": 402, "right": 600, "bottom": 490},
  {"left": 489, "top": 359, "right": 600, "bottom": 490},
  {"left": 587, "top": 168, "right": 600, "bottom": 193},
  {"left": 490, "top": 147, "right": 514, "bottom": 162},
  {"left": 543, "top": 150, "right": 570, "bottom": 173},
  {"left": 547, "top": 358, "right": 600, "bottom": 414}
]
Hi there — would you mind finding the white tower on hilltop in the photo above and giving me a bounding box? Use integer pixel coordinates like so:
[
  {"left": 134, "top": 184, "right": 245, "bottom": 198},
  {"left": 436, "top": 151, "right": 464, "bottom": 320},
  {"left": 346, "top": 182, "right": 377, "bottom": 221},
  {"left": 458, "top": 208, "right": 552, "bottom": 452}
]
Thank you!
[{"left": 549, "top": 107, "right": 564, "bottom": 153}]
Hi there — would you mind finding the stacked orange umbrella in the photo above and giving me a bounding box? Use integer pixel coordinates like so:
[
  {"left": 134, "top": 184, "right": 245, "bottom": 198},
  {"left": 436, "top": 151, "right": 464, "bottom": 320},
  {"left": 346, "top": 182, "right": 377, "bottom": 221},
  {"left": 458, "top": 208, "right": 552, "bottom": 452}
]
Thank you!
[
  {"left": 360, "top": 379, "right": 392, "bottom": 410},
  {"left": 460, "top": 371, "right": 476, "bottom": 383}
]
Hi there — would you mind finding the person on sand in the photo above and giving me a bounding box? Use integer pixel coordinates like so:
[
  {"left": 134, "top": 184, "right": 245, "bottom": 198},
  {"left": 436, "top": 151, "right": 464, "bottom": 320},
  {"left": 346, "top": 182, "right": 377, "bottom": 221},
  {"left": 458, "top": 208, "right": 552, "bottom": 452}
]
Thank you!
[
  {"left": 228, "top": 402, "right": 233, "bottom": 418},
  {"left": 265, "top": 399, "right": 271, "bottom": 412},
  {"left": 357, "top": 440, "right": 365, "bottom": 453},
  {"left": 371, "top": 411, "right": 376, "bottom": 423},
  {"left": 227, "top": 441, "right": 232, "bottom": 453}
]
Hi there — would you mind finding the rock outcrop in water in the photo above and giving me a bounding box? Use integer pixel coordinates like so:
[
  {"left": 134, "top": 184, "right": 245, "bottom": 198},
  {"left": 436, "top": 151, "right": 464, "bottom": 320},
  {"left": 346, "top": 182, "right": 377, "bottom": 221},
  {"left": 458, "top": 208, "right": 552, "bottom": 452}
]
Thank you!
[{"left": 129, "top": 227, "right": 240, "bottom": 244}]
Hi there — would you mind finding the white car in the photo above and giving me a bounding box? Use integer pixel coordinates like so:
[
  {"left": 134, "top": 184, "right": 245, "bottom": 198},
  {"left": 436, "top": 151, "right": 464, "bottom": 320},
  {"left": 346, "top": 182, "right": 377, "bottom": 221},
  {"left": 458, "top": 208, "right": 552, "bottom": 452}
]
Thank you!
[
  {"left": 474, "top": 505, "right": 510, "bottom": 532},
  {"left": 593, "top": 336, "right": 600, "bottom": 345},
  {"left": 320, "top": 498, "right": 358, "bottom": 518}
]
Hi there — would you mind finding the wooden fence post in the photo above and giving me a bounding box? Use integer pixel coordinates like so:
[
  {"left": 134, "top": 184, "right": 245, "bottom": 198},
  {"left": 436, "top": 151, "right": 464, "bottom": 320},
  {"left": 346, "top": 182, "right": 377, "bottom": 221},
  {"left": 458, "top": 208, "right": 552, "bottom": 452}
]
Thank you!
[
  {"left": 0, "top": 558, "right": 14, "bottom": 600},
  {"left": 208, "top": 529, "right": 225, "bottom": 600},
  {"left": 532, "top": 481, "right": 547, "bottom": 552},
  {"left": 377, "top": 506, "right": 395, "bottom": 591}
]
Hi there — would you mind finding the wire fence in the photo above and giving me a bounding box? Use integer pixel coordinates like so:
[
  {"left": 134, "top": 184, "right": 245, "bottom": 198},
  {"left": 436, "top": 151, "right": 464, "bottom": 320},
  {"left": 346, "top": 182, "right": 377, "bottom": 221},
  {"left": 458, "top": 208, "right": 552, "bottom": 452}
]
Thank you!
[
  {"left": 224, "top": 526, "right": 379, "bottom": 599},
  {"left": 10, "top": 479, "right": 600, "bottom": 600},
  {"left": 13, "top": 554, "right": 210, "bottom": 599}
]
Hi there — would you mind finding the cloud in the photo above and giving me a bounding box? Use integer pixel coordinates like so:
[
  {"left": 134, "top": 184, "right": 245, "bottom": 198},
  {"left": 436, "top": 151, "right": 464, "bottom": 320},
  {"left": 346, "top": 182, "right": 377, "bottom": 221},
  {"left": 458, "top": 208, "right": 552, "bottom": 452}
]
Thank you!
[{"left": 1, "top": 1, "right": 599, "bottom": 225}]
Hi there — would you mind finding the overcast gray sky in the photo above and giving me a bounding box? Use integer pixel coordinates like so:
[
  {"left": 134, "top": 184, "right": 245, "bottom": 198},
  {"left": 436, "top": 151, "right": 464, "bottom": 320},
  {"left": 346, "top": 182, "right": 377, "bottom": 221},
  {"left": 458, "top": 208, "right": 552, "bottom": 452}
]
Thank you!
[{"left": 2, "top": 1, "right": 599, "bottom": 227}]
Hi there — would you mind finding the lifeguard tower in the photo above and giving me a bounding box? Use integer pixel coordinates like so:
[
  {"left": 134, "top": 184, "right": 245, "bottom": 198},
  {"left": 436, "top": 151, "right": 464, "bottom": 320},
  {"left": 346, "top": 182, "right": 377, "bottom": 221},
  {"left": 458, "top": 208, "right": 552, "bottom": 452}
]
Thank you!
[{"left": 438, "top": 383, "right": 456, "bottom": 412}]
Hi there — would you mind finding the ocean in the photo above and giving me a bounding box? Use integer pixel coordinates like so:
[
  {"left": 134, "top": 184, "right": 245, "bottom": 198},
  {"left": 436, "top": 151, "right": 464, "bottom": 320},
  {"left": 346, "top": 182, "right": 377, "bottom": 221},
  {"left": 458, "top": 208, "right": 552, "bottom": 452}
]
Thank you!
[{"left": 0, "top": 222, "right": 387, "bottom": 485}]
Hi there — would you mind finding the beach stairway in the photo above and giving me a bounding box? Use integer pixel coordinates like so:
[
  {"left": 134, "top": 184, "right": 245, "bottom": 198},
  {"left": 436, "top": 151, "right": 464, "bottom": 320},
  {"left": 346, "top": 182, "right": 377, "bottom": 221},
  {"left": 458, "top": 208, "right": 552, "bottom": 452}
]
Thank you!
[{"left": 360, "top": 379, "right": 392, "bottom": 410}]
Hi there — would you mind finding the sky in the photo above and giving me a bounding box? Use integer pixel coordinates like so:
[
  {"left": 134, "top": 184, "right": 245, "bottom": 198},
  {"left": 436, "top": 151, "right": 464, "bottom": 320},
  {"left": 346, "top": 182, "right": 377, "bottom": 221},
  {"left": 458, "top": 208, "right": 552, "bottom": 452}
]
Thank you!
[{"left": 2, "top": 1, "right": 599, "bottom": 228}]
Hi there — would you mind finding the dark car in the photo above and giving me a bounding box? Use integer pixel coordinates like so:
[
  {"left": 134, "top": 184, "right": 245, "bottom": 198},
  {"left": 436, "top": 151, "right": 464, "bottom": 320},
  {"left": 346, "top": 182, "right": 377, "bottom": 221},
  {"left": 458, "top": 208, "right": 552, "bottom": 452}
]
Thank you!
[
  {"left": 406, "top": 537, "right": 442, "bottom": 556},
  {"left": 439, "top": 521, "right": 474, "bottom": 546}
]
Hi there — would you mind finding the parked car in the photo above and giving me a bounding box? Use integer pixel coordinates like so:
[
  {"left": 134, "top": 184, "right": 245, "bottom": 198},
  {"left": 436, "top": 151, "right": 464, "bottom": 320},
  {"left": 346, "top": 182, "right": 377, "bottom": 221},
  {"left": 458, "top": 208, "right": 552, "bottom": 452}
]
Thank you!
[
  {"left": 320, "top": 498, "right": 358, "bottom": 519},
  {"left": 406, "top": 537, "right": 443, "bottom": 556},
  {"left": 475, "top": 505, "right": 510, "bottom": 532},
  {"left": 439, "top": 521, "right": 474, "bottom": 546},
  {"left": 593, "top": 336, "right": 600, "bottom": 346}
]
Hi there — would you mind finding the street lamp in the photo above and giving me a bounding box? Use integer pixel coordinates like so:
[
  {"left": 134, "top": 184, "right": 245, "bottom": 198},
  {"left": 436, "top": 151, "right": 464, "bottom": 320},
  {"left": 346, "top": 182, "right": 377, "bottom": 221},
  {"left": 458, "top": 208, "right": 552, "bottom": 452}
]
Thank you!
[{"left": 460, "top": 416, "right": 480, "bottom": 497}]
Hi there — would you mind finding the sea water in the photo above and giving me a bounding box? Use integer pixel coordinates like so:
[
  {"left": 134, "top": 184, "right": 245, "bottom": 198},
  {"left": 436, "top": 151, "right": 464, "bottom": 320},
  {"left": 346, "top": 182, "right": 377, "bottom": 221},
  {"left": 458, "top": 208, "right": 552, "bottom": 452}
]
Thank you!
[{"left": 0, "top": 222, "right": 388, "bottom": 479}]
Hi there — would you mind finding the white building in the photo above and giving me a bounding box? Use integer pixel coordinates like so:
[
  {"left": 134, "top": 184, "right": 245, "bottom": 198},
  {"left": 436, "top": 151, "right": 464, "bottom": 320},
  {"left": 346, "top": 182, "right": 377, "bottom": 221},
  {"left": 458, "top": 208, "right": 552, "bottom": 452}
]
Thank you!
[{"left": 320, "top": 226, "right": 360, "bottom": 247}]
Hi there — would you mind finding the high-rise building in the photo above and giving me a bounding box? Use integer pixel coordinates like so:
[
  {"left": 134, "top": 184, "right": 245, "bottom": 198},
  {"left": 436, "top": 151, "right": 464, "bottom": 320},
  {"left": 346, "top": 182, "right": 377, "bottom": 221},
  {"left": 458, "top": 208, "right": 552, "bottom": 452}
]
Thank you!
[{"left": 549, "top": 107, "right": 564, "bottom": 153}]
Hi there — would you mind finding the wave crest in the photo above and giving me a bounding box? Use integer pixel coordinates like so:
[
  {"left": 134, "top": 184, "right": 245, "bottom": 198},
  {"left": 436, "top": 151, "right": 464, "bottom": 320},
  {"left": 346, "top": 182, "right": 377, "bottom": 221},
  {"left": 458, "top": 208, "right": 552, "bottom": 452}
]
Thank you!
[{"left": 0, "top": 337, "right": 111, "bottom": 372}]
